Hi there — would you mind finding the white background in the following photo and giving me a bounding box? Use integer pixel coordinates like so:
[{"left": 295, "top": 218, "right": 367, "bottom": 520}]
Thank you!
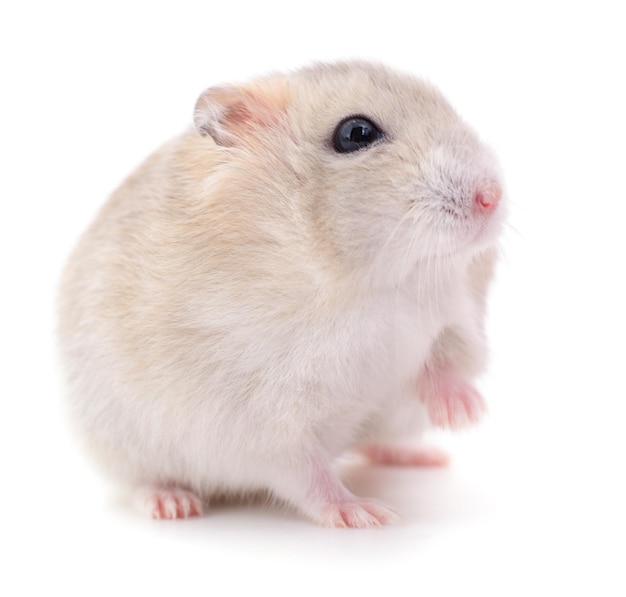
[{"left": 2, "top": 1, "right": 625, "bottom": 595}]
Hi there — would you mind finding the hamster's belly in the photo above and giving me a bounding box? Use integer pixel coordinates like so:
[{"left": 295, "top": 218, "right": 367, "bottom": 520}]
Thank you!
[{"left": 61, "top": 273, "right": 453, "bottom": 494}]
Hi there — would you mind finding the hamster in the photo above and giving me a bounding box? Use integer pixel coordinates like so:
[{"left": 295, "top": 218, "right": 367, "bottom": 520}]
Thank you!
[{"left": 57, "top": 61, "right": 506, "bottom": 528}]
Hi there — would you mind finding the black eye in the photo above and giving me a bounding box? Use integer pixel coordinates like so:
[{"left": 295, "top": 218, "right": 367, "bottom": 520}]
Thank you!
[{"left": 333, "top": 116, "right": 384, "bottom": 153}]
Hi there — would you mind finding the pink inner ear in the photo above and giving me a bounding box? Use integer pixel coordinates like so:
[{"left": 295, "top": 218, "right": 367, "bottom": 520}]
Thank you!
[
  {"left": 195, "top": 79, "right": 289, "bottom": 145},
  {"left": 226, "top": 93, "right": 271, "bottom": 130}
]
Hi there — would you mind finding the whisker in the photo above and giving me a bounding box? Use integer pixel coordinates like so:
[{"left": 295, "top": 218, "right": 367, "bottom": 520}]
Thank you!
[{"left": 373, "top": 203, "right": 419, "bottom": 280}]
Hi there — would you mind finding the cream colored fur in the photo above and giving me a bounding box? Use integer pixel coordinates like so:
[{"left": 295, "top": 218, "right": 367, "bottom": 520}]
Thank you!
[{"left": 57, "top": 61, "right": 505, "bottom": 526}]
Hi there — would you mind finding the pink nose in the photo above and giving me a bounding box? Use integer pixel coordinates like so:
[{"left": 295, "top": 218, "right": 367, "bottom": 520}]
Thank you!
[{"left": 474, "top": 186, "right": 501, "bottom": 212}]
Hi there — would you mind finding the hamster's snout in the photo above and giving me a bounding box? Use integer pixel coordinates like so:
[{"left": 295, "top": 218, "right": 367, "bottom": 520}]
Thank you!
[{"left": 474, "top": 186, "right": 502, "bottom": 213}]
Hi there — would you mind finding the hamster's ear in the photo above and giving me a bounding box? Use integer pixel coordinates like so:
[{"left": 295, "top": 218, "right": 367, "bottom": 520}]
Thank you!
[{"left": 193, "top": 79, "right": 289, "bottom": 146}]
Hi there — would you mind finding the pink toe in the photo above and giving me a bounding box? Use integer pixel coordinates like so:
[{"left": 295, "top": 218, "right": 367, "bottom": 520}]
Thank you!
[
  {"left": 419, "top": 369, "right": 486, "bottom": 429},
  {"left": 138, "top": 488, "right": 203, "bottom": 520}
]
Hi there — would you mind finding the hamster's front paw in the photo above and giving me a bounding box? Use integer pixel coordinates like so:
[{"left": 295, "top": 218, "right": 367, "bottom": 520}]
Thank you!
[
  {"left": 418, "top": 369, "right": 486, "bottom": 429},
  {"left": 136, "top": 487, "right": 204, "bottom": 519}
]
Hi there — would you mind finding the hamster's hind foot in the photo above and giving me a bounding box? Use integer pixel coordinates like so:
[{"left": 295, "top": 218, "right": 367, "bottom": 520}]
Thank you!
[
  {"left": 319, "top": 498, "right": 400, "bottom": 529},
  {"left": 136, "top": 487, "right": 204, "bottom": 520},
  {"left": 290, "top": 456, "right": 401, "bottom": 528},
  {"left": 418, "top": 369, "right": 487, "bottom": 429},
  {"left": 359, "top": 443, "right": 449, "bottom": 467}
]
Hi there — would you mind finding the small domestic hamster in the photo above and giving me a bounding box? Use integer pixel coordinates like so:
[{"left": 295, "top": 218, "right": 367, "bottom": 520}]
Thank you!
[{"left": 57, "top": 61, "right": 505, "bottom": 527}]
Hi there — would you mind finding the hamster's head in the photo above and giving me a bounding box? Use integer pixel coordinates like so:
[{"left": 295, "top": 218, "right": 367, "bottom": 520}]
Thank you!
[{"left": 194, "top": 61, "right": 505, "bottom": 286}]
